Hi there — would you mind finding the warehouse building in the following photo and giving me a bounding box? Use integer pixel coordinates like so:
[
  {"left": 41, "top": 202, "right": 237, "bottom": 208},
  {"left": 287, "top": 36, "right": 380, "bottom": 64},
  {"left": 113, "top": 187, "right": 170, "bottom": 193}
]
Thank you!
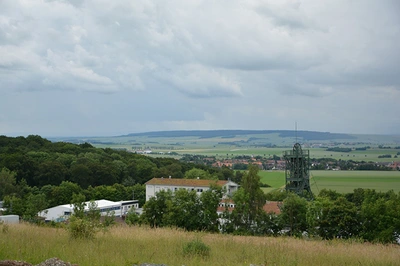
[{"left": 38, "top": 199, "right": 139, "bottom": 222}]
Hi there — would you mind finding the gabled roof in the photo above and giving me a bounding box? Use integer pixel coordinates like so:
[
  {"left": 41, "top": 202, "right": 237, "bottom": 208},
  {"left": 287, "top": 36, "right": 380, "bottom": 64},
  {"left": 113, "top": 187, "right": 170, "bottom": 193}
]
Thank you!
[
  {"left": 145, "top": 177, "right": 230, "bottom": 187},
  {"left": 263, "top": 201, "right": 281, "bottom": 214}
]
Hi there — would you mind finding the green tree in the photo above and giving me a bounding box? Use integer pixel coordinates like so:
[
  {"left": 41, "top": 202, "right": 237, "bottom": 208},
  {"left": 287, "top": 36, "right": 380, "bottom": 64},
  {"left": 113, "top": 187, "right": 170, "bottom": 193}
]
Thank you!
[
  {"left": 318, "top": 189, "right": 342, "bottom": 201},
  {"left": 280, "top": 193, "right": 308, "bottom": 236},
  {"left": 360, "top": 191, "right": 400, "bottom": 243},
  {"left": 34, "top": 161, "right": 68, "bottom": 186},
  {"left": 199, "top": 184, "right": 223, "bottom": 232},
  {"left": 164, "top": 189, "right": 202, "bottom": 231},
  {"left": 231, "top": 164, "right": 266, "bottom": 234},
  {"left": 128, "top": 184, "right": 146, "bottom": 207},
  {"left": 69, "top": 164, "right": 93, "bottom": 188},
  {"left": 185, "top": 168, "right": 211, "bottom": 179},
  {"left": 50, "top": 181, "right": 83, "bottom": 206},
  {"left": 2, "top": 195, "right": 25, "bottom": 216},
  {"left": 71, "top": 193, "right": 86, "bottom": 219},
  {"left": 0, "top": 167, "right": 17, "bottom": 200},
  {"left": 24, "top": 193, "right": 48, "bottom": 221},
  {"left": 141, "top": 190, "right": 173, "bottom": 228},
  {"left": 318, "top": 197, "right": 360, "bottom": 239}
]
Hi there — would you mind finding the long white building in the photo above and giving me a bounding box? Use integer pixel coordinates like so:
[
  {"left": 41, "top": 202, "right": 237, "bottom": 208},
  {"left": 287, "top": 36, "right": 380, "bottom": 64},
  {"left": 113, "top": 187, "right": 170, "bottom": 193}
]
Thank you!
[
  {"left": 38, "top": 199, "right": 139, "bottom": 222},
  {"left": 145, "top": 177, "right": 239, "bottom": 201}
]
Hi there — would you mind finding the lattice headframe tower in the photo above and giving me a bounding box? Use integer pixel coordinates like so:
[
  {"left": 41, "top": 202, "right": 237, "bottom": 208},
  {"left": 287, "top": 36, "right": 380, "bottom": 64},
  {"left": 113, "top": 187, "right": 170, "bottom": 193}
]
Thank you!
[{"left": 283, "top": 143, "right": 312, "bottom": 197}]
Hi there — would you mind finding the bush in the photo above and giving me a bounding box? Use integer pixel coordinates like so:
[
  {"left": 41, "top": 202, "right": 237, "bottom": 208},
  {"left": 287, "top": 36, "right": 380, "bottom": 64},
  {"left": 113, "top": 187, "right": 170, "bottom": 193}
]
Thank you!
[
  {"left": 67, "top": 216, "right": 98, "bottom": 239},
  {"left": 125, "top": 208, "right": 140, "bottom": 226},
  {"left": 182, "top": 239, "right": 210, "bottom": 258},
  {"left": 102, "top": 211, "right": 116, "bottom": 228}
]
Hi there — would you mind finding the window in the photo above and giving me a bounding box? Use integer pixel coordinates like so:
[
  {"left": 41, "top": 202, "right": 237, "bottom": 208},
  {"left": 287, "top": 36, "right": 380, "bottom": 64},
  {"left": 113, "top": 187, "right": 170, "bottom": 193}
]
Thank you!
[{"left": 197, "top": 188, "right": 203, "bottom": 192}]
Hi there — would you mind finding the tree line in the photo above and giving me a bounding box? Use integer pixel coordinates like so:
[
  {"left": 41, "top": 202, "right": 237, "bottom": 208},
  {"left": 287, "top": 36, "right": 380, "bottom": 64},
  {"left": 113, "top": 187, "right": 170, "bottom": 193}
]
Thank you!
[
  {"left": 0, "top": 135, "right": 234, "bottom": 189},
  {"left": 0, "top": 135, "right": 234, "bottom": 220},
  {"left": 129, "top": 165, "right": 400, "bottom": 244}
]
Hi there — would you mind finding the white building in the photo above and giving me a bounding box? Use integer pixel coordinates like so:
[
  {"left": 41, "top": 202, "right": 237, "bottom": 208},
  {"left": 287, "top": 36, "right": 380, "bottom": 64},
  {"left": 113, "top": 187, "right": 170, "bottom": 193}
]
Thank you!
[
  {"left": 38, "top": 199, "right": 139, "bottom": 222},
  {"left": 145, "top": 177, "right": 239, "bottom": 201},
  {"left": 0, "top": 215, "right": 19, "bottom": 224}
]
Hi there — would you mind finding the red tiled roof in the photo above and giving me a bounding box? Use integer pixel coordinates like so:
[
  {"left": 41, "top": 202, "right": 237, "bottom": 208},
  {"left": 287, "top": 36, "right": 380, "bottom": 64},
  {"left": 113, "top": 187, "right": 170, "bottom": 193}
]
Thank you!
[
  {"left": 217, "top": 200, "right": 281, "bottom": 215},
  {"left": 145, "top": 178, "right": 228, "bottom": 187},
  {"left": 263, "top": 201, "right": 281, "bottom": 214}
]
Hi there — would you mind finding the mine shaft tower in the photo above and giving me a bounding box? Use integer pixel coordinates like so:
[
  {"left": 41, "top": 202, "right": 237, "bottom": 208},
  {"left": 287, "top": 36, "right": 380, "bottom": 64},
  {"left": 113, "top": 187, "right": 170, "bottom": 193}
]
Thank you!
[{"left": 283, "top": 143, "right": 312, "bottom": 197}]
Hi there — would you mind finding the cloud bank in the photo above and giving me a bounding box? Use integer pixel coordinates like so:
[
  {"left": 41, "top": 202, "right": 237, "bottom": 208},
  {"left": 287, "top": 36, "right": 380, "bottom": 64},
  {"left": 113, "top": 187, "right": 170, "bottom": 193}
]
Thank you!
[{"left": 0, "top": 0, "right": 399, "bottom": 136}]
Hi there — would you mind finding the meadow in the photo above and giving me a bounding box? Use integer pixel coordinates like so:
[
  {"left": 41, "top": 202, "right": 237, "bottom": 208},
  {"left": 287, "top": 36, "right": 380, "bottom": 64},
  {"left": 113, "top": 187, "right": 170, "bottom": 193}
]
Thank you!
[
  {"left": 259, "top": 170, "right": 400, "bottom": 194},
  {"left": 1, "top": 223, "right": 400, "bottom": 266}
]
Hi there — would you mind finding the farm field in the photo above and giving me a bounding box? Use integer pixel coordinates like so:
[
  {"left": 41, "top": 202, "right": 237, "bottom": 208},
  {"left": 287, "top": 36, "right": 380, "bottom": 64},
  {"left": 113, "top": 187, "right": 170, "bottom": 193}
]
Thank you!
[
  {"left": 259, "top": 170, "right": 285, "bottom": 193},
  {"left": 310, "top": 170, "right": 400, "bottom": 194},
  {"left": 53, "top": 131, "right": 400, "bottom": 163},
  {"left": 258, "top": 170, "right": 400, "bottom": 194},
  {"left": 1, "top": 223, "right": 399, "bottom": 266}
]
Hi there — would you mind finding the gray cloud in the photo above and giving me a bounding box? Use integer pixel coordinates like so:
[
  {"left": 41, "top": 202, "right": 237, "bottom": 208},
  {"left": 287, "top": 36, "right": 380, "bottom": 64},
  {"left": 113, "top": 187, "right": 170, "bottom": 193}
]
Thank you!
[{"left": 0, "top": 0, "right": 399, "bottom": 136}]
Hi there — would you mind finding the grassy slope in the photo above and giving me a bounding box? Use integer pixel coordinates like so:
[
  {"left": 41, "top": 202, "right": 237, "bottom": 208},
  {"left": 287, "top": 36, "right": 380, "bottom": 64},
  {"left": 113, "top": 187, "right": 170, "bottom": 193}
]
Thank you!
[{"left": 1, "top": 223, "right": 399, "bottom": 266}]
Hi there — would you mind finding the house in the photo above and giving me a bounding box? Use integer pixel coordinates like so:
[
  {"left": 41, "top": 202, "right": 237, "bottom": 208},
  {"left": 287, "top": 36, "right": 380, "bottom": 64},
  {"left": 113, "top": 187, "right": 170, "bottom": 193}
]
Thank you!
[
  {"left": 217, "top": 199, "right": 281, "bottom": 216},
  {"left": 38, "top": 199, "right": 139, "bottom": 222},
  {"left": 145, "top": 177, "right": 239, "bottom": 201}
]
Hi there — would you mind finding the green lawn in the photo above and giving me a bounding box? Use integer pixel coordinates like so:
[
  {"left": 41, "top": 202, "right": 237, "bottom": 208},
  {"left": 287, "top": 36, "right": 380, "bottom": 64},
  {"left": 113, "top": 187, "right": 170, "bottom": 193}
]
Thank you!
[{"left": 258, "top": 170, "right": 400, "bottom": 194}]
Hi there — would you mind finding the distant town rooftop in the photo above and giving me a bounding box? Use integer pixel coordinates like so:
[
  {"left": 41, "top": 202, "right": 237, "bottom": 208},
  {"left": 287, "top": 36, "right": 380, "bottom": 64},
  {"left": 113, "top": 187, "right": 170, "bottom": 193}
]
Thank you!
[{"left": 145, "top": 177, "right": 231, "bottom": 187}]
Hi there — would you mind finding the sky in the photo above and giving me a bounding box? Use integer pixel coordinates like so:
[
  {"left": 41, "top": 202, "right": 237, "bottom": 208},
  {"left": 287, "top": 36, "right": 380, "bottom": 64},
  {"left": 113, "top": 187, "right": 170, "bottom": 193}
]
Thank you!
[{"left": 1, "top": 0, "right": 400, "bottom": 137}]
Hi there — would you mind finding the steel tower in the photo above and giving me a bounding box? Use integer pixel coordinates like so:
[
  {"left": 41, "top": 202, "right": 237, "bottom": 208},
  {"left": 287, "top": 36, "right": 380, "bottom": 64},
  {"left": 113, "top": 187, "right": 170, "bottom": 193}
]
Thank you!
[{"left": 283, "top": 143, "right": 312, "bottom": 197}]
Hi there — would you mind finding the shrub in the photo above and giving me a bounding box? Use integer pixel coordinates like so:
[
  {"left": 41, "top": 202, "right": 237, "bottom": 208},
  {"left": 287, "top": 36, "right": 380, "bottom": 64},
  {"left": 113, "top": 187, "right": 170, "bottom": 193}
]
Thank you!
[
  {"left": 67, "top": 216, "right": 98, "bottom": 239},
  {"left": 125, "top": 208, "right": 140, "bottom": 226},
  {"left": 182, "top": 239, "right": 210, "bottom": 258},
  {"left": 102, "top": 211, "right": 116, "bottom": 228}
]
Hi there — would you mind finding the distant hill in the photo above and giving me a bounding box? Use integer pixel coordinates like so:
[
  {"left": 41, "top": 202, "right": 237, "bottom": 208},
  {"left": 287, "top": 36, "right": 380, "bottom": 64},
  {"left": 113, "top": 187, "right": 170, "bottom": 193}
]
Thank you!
[{"left": 122, "top": 130, "right": 356, "bottom": 141}]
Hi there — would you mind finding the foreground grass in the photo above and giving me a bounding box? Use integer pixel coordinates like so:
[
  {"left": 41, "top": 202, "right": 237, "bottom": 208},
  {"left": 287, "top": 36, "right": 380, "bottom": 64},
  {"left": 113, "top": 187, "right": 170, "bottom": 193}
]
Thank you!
[{"left": 1, "top": 223, "right": 399, "bottom": 266}]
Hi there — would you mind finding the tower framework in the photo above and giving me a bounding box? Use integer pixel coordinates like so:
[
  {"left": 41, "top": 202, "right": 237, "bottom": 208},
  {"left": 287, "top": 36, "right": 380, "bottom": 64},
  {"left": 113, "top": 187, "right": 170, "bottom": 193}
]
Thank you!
[{"left": 283, "top": 143, "right": 312, "bottom": 197}]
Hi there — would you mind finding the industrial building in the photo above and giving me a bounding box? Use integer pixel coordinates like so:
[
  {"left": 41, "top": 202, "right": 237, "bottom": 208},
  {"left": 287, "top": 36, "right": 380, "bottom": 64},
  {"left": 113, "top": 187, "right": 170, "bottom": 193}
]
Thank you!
[{"left": 38, "top": 199, "right": 139, "bottom": 222}]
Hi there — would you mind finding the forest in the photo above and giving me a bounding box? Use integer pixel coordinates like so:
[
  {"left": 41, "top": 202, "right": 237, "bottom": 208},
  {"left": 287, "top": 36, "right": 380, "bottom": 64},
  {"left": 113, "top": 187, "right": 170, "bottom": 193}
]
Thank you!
[
  {"left": 0, "top": 135, "right": 232, "bottom": 219},
  {"left": 0, "top": 135, "right": 399, "bottom": 244}
]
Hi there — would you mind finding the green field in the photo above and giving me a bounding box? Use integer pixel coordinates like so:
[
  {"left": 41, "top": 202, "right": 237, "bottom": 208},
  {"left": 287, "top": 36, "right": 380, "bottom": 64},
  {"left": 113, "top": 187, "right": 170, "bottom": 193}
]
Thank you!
[
  {"left": 93, "top": 143, "right": 399, "bottom": 164},
  {"left": 55, "top": 131, "right": 400, "bottom": 163},
  {"left": 259, "top": 170, "right": 285, "bottom": 193},
  {"left": 310, "top": 170, "right": 400, "bottom": 194},
  {"left": 258, "top": 170, "right": 400, "bottom": 194}
]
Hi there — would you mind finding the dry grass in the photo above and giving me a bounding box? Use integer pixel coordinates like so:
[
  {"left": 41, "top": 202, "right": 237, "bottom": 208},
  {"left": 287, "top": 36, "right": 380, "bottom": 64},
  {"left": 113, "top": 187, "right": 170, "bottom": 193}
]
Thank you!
[{"left": 1, "top": 223, "right": 399, "bottom": 266}]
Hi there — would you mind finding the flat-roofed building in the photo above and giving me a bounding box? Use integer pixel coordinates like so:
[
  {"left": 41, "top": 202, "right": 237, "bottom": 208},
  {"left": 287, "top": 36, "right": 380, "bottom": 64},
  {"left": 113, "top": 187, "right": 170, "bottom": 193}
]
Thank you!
[
  {"left": 145, "top": 177, "right": 239, "bottom": 201},
  {"left": 38, "top": 199, "right": 139, "bottom": 222}
]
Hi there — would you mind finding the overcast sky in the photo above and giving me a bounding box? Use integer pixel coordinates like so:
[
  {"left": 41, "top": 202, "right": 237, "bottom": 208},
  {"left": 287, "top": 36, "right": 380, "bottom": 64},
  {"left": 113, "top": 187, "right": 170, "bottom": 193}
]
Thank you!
[{"left": 1, "top": 0, "right": 399, "bottom": 137}]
